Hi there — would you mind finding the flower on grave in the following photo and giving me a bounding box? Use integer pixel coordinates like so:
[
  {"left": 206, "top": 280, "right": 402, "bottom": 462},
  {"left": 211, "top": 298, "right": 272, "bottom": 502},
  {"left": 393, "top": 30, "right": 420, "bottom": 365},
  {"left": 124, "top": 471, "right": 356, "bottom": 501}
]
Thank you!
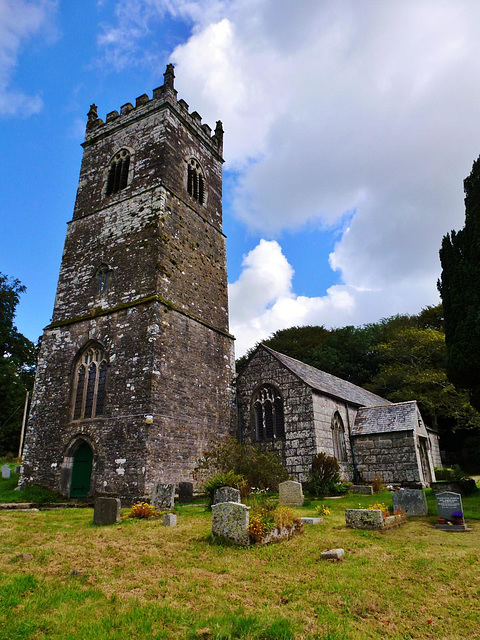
[{"left": 451, "top": 511, "right": 463, "bottom": 518}]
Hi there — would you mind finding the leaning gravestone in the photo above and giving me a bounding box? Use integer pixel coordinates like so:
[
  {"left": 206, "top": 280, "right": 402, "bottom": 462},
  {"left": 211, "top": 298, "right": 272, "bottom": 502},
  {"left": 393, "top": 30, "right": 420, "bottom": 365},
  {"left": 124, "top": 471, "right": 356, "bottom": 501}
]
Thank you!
[
  {"left": 392, "top": 488, "right": 428, "bottom": 516},
  {"left": 152, "top": 483, "right": 175, "bottom": 510},
  {"left": 212, "top": 501, "right": 250, "bottom": 546},
  {"left": 1, "top": 465, "right": 11, "bottom": 479},
  {"left": 278, "top": 480, "right": 304, "bottom": 506},
  {"left": 177, "top": 481, "right": 193, "bottom": 503},
  {"left": 436, "top": 491, "right": 467, "bottom": 531},
  {"left": 213, "top": 486, "right": 241, "bottom": 505},
  {"left": 93, "top": 497, "right": 121, "bottom": 525}
]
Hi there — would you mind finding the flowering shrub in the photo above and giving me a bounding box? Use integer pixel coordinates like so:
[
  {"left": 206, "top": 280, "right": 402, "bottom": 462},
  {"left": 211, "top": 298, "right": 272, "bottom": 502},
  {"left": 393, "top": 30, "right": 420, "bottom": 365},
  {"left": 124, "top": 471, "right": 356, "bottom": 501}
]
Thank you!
[
  {"left": 315, "top": 504, "right": 331, "bottom": 517},
  {"left": 128, "top": 502, "right": 160, "bottom": 519},
  {"left": 368, "top": 502, "right": 390, "bottom": 517},
  {"left": 393, "top": 507, "right": 406, "bottom": 516},
  {"left": 247, "top": 502, "right": 300, "bottom": 543}
]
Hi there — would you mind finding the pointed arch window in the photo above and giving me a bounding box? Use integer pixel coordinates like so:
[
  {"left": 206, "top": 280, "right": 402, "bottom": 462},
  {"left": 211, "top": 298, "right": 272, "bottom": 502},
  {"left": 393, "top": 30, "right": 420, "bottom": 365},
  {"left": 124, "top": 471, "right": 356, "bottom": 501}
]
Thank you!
[
  {"left": 252, "top": 385, "right": 285, "bottom": 441},
  {"left": 106, "top": 149, "right": 130, "bottom": 196},
  {"left": 72, "top": 345, "right": 108, "bottom": 420},
  {"left": 331, "top": 411, "right": 347, "bottom": 462},
  {"left": 187, "top": 158, "right": 205, "bottom": 205}
]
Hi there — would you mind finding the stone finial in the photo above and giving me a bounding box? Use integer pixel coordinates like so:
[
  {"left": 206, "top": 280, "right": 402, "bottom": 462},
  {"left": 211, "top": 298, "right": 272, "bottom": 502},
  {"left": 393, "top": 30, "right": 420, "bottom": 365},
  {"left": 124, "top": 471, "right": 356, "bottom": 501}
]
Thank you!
[
  {"left": 164, "top": 63, "right": 175, "bottom": 89},
  {"left": 86, "top": 104, "right": 98, "bottom": 130},
  {"left": 213, "top": 120, "right": 224, "bottom": 154}
]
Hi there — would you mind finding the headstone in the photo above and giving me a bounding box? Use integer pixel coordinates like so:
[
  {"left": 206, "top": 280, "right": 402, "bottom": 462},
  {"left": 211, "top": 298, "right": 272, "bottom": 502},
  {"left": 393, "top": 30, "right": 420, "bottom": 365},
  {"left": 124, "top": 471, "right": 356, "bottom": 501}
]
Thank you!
[
  {"left": 278, "top": 480, "right": 304, "bottom": 506},
  {"left": 301, "top": 517, "right": 323, "bottom": 525},
  {"left": 350, "top": 485, "right": 373, "bottom": 495},
  {"left": 163, "top": 513, "right": 177, "bottom": 527},
  {"left": 345, "top": 509, "right": 384, "bottom": 530},
  {"left": 435, "top": 491, "right": 467, "bottom": 530},
  {"left": 321, "top": 548, "right": 345, "bottom": 560},
  {"left": 392, "top": 488, "right": 428, "bottom": 516},
  {"left": 436, "top": 491, "right": 463, "bottom": 520},
  {"left": 213, "top": 486, "right": 241, "bottom": 505},
  {"left": 14, "top": 465, "right": 21, "bottom": 475},
  {"left": 151, "top": 483, "right": 175, "bottom": 510},
  {"left": 177, "top": 481, "right": 193, "bottom": 503},
  {"left": 1, "top": 465, "right": 11, "bottom": 479},
  {"left": 93, "top": 497, "right": 121, "bottom": 525},
  {"left": 211, "top": 501, "right": 250, "bottom": 546}
]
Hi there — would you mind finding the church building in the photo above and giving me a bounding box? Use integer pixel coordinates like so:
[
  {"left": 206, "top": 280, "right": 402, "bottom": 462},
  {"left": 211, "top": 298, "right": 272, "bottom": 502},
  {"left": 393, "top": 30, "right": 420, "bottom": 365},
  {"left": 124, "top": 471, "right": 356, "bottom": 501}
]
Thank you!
[{"left": 21, "top": 65, "right": 235, "bottom": 499}]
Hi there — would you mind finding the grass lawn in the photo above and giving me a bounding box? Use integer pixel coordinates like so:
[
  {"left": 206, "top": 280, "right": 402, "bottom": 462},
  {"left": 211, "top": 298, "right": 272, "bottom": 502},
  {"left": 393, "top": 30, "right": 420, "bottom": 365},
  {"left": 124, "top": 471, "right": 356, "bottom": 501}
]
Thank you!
[{"left": 0, "top": 484, "right": 479, "bottom": 640}]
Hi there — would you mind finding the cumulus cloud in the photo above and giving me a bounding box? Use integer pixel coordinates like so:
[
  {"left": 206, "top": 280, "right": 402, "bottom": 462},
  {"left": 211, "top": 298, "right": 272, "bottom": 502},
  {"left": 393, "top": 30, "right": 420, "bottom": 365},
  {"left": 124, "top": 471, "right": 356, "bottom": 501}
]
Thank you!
[
  {"left": 0, "top": 0, "right": 57, "bottom": 117},
  {"left": 99, "top": 1, "right": 480, "bottom": 354}
]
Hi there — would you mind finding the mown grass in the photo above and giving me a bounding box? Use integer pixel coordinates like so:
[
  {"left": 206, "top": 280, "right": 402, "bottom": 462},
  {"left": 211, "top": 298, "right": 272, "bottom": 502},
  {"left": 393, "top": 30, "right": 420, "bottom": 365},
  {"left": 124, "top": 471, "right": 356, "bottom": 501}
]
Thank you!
[
  {"left": 0, "top": 470, "right": 64, "bottom": 504},
  {"left": 1, "top": 486, "right": 479, "bottom": 639}
]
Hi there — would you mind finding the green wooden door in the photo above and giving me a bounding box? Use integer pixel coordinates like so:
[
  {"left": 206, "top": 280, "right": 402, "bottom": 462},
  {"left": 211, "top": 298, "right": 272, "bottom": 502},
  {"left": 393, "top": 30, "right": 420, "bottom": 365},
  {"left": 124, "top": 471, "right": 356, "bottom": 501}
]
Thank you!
[{"left": 70, "top": 442, "right": 93, "bottom": 498}]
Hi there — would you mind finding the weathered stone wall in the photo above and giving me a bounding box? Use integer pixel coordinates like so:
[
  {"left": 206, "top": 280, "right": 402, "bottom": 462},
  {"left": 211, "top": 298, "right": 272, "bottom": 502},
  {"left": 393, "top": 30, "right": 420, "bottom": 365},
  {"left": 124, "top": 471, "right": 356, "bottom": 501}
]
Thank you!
[
  {"left": 353, "top": 431, "right": 422, "bottom": 486},
  {"left": 21, "top": 69, "right": 235, "bottom": 499},
  {"left": 428, "top": 430, "right": 442, "bottom": 469},
  {"left": 311, "top": 392, "right": 356, "bottom": 480},
  {"left": 237, "top": 348, "right": 315, "bottom": 481}
]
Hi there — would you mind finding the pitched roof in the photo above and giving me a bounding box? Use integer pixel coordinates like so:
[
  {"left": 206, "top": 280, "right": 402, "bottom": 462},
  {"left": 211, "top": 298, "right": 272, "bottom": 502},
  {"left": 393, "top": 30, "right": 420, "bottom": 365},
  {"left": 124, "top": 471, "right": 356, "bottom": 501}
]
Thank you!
[
  {"left": 352, "top": 401, "right": 419, "bottom": 436},
  {"left": 261, "top": 345, "right": 391, "bottom": 408}
]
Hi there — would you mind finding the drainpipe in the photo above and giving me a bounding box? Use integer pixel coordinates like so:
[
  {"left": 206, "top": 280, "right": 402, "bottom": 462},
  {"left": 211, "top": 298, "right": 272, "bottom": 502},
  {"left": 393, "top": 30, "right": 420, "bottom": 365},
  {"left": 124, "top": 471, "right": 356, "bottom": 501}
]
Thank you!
[{"left": 345, "top": 403, "right": 358, "bottom": 483}]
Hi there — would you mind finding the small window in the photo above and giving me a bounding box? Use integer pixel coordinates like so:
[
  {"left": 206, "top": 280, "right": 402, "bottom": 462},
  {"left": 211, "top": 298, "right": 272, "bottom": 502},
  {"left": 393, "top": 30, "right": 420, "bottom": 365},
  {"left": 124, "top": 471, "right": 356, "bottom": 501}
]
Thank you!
[
  {"left": 72, "top": 345, "right": 108, "bottom": 420},
  {"left": 331, "top": 411, "right": 347, "bottom": 462},
  {"left": 251, "top": 385, "right": 285, "bottom": 441},
  {"left": 106, "top": 149, "right": 130, "bottom": 196},
  {"left": 96, "top": 265, "right": 110, "bottom": 295},
  {"left": 187, "top": 158, "right": 205, "bottom": 205}
]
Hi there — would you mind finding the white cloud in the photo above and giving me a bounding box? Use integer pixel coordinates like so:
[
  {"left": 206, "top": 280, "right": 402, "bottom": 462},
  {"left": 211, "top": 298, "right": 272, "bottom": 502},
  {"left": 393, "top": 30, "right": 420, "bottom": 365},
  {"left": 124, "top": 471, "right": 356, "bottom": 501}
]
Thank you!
[
  {"left": 99, "top": 1, "right": 478, "bottom": 355},
  {"left": 0, "top": 0, "right": 57, "bottom": 117}
]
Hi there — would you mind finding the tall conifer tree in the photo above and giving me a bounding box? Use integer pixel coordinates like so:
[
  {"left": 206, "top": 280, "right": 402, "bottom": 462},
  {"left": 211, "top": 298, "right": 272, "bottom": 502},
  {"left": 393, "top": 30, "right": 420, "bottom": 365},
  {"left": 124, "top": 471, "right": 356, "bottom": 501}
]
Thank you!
[{"left": 439, "top": 156, "right": 480, "bottom": 410}]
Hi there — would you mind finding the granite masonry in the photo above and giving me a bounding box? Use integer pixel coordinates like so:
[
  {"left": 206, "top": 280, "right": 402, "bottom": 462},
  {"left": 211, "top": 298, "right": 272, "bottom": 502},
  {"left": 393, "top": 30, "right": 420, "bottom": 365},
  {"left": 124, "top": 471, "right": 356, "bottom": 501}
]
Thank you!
[
  {"left": 237, "top": 345, "right": 441, "bottom": 486},
  {"left": 20, "top": 65, "right": 235, "bottom": 500}
]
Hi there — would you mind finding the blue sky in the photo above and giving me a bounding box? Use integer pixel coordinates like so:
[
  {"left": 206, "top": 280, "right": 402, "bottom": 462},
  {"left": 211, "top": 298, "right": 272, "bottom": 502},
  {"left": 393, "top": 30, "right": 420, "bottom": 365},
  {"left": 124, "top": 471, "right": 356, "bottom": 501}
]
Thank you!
[{"left": 2, "top": 0, "right": 480, "bottom": 356}]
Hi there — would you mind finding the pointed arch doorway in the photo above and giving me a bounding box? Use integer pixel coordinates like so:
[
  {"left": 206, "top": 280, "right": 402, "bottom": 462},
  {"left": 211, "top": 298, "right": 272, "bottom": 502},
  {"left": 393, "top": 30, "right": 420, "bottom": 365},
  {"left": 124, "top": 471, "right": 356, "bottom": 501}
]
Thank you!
[{"left": 70, "top": 441, "right": 93, "bottom": 498}]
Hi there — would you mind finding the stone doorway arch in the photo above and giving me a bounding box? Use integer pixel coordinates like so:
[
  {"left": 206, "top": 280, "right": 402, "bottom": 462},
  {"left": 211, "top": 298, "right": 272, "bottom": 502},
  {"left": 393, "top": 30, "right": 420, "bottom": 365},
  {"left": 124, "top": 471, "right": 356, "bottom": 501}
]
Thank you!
[{"left": 60, "top": 437, "right": 95, "bottom": 498}]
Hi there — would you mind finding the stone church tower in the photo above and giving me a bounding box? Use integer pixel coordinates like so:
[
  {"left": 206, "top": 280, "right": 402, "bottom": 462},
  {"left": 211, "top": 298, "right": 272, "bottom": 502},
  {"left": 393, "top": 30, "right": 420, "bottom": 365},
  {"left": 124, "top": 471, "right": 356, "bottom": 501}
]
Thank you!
[{"left": 21, "top": 65, "right": 235, "bottom": 499}]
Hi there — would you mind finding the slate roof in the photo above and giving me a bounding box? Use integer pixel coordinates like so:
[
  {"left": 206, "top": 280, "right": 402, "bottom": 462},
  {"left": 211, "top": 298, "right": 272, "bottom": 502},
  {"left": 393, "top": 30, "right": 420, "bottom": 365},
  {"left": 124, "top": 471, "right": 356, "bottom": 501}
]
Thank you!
[
  {"left": 352, "top": 401, "right": 419, "bottom": 436},
  {"left": 262, "top": 345, "right": 391, "bottom": 408}
]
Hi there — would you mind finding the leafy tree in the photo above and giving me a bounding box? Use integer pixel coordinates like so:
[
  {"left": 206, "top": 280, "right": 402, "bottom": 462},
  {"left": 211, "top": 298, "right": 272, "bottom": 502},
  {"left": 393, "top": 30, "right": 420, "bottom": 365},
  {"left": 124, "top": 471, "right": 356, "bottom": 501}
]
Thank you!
[
  {"left": 439, "top": 156, "right": 480, "bottom": 410},
  {"left": 0, "top": 273, "right": 37, "bottom": 456}
]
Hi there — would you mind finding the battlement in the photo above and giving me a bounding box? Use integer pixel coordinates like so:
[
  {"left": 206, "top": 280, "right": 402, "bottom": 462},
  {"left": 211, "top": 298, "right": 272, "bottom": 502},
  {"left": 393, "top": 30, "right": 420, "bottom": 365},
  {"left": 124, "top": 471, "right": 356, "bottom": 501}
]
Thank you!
[{"left": 85, "top": 64, "right": 223, "bottom": 156}]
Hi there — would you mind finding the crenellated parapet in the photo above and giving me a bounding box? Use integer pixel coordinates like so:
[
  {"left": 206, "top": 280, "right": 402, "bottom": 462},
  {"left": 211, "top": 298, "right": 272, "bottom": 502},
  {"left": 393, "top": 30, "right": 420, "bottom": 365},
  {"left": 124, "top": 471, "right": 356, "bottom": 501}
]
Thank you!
[{"left": 84, "top": 63, "right": 224, "bottom": 157}]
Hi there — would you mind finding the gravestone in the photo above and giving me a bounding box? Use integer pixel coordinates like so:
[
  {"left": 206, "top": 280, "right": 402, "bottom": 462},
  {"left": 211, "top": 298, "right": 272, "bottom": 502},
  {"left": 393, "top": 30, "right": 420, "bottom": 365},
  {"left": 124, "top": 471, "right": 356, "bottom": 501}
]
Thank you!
[
  {"left": 93, "top": 496, "right": 121, "bottom": 525},
  {"left": 350, "top": 485, "right": 373, "bottom": 495},
  {"left": 278, "top": 480, "right": 304, "bottom": 506},
  {"left": 392, "top": 488, "right": 427, "bottom": 516},
  {"left": 212, "top": 501, "right": 250, "bottom": 546},
  {"left": 163, "top": 513, "right": 177, "bottom": 527},
  {"left": 1, "top": 465, "right": 11, "bottom": 479},
  {"left": 435, "top": 491, "right": 467, "bottom": 530},
  {"left": 177, "top": 481, "right": 193, "bottom": 503},
  {"left": 14, "top": 465, "right": 21, "bottom": 475},
  {"left": 152, "top": 483, "right": 175, "bottom": 510},
  {"left": 213, "top": 486, "right": 241, "bottom": 505}
]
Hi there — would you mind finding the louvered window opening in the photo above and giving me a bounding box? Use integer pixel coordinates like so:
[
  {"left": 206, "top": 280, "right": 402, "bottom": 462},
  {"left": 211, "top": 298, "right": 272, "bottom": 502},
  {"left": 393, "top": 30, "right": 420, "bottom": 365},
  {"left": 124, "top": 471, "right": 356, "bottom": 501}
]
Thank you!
[
  {"left": 187, "top": 160, "right": 205, "bottom": 205},
  {"left": 73, "top": 347, "right": 108, "bottom": 420},
  {"left": 106, "top": 150, "right": 130, "bottom": 196},
  {"left": 97, "top": 266, "right": 110, "bottom": 295},
  {"left": 332, "top": 412, "right": 347, "bottom": 462},
  {"left": 253, "top": 385, "right": 285, "bottom": 441}
]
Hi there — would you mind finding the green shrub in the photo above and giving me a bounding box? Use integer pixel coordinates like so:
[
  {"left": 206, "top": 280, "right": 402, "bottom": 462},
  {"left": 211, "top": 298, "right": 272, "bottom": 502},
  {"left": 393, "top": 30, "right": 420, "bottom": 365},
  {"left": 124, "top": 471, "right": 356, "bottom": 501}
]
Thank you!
[
  {"left": 305, "top": 453, "right": 342, "bottom": 497},
  {"left": 202, "top": 470, "right": 247, "bottom": 509},
  {"left": 195, "top": 437, "right": 289, "bottom": 494}
]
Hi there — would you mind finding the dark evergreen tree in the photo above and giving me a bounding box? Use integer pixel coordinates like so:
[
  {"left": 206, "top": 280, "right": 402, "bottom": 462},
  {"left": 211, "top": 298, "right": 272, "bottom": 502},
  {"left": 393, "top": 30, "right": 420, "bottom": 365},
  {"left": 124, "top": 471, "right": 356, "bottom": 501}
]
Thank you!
[
  {"left": 439, "top": 156, "right": 480, "bottom": 410},
  {"left": 0, "top": 273, "right": 37, "bottom": 456}
]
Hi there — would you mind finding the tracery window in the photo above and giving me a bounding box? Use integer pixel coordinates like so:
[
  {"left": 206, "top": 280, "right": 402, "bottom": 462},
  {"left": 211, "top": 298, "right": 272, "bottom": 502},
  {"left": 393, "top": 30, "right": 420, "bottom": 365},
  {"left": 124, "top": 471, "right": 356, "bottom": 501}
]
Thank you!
[
  {"left": 252, "top": 385, "right": 285, "bottom": 441},
  {"left": 96, "top": 265, "right": 110, "bottom": 295},
  {"left": 187, "top": 158, "right": 205, "bottom": 205},
  {"left": 331, "top": 411, "right": 347, "bottom": 462},
  {"left": 105, "top": 149, "right": 130, "bottom": 196},
  {"left": 72, "top": 345, "right": 108, "bottom": 420}
]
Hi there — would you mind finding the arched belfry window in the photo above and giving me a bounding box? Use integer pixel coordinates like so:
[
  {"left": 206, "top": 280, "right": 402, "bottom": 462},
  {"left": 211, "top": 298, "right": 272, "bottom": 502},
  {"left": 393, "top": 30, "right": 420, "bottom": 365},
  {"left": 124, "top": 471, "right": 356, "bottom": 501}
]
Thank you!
[
  {"left": 331, "top": 411, "right": 347, "bottom": 462},
  {"left": 252, "top": 385, "right": 285, "bottom": 441},
  {"left": 187, "top": 158, "right": 205, "bottom": 205},
  {"left": 106, "top": 149, "right": 130, "bottom": 196},
  {"left": 96, "top": 265, "right": 110, "bottom": 295},
  {"left": 72, "top": 345, "right": 108, "bottom": 420}
]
